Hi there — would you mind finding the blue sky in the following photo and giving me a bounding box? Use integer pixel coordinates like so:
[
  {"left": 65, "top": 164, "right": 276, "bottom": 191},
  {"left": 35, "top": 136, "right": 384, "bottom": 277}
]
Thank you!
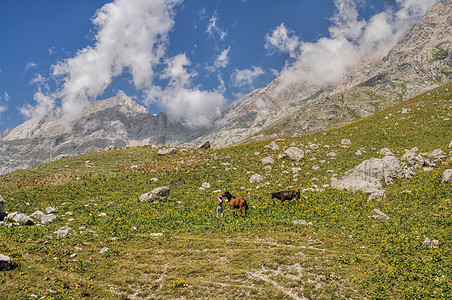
[{"left": 0, "top": 0, "right": 438, "bottom": 132}]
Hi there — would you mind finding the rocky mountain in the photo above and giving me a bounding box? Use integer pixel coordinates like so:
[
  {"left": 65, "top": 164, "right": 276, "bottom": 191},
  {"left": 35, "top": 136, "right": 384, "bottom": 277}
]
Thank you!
[
  {"left": 2, "top": 1, "right": 451, "bottom": 174},
  {"left": 0, "top": 96, "right": 203, "bottom": 174},
  {"left": 186, "top": 0, "right": 452, "bottom": 147}
]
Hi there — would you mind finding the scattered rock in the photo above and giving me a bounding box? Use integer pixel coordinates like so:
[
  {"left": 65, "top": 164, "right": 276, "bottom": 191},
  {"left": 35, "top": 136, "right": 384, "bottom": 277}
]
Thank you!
[
  {"left": 261, "top": 157, "right": 274, "bottom": 165},
  {"left": 54, "top": 226, "right": 72, "bottom": 238},
  {"left": 45, "top": 207, "right": 57, "bottom": 214},
  {"left": 380, "top": 148, "right": 393, "bottom": 156},
  {"left": 443, "top": 169, "right": 452, "bottom": 183},
  {"left": 423, "top": 237, "right": 439, "bottom": 248},
  {"left": 139, "top": 186, "right": 171, "bottom": 202},
  {"left": 355, "top": 150, "right": 363, "bottom": 156},
  {"left": 150, "top": 178, "right": 158, "bottom": 182},
  {"left": 428, "top": 149, "right": 446, "bottom": 160},
  {"left": 401, "top": 108, "right": 411, "bottom": 114},
  {"left": 157, "top": 148, "right": 177, "bottom": 156},
  {"left": 100, "top": 247, "right": 109, "bottom": 254},
  {"left": 250, "top": 174, "right": 264, "bottom": 183},
  {"left": 265, "top": 141, "right": 279, "bottom": 151},
  {"left": 150, "top": 233, "right": 163, "bottom": 237},
  {"left": 449, "top": 141, "right": 452, "bottom": 148},
  {"left": 308, "top": 144, "right": 319, "bottom": 150},
  {"left": 30, "top": 211, "right": 57, "bottom": 224},
  {"left": 341, "top": 139, "right": 351, "bottom": 145},
  {"left": 0, "top": 254, "right": 11, "bottom": 271},
  {"left": 53, "top": 154, "right": 70, "bottom": 161},
  {"left": 327, "top": 152, "right": 337, "bottom": 157},
  {"left": 371, "top": 209, "right": 389, "bottom": 220},
  {"left": 105, "top": 145, "right": 116, "bottom": 151},
  {"left": 402, "top": 148, "right": 425, "bottom": 167},
  {"left": 284, "top": 147, "right": 304, "bottom": 161},
  {"left": 6, "top": 212, "right": 34, "bottom": 226},
  {"left": 199, "top": 182, "right": 211, "bottom": 190},
  {"left": 292, "top": 220, "right": 312, "bottom": 226}
]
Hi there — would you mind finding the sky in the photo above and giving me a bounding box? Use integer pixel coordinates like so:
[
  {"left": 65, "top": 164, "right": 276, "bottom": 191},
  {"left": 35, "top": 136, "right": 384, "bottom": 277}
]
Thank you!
[{"left": 0, "top": 0, "right": 439, "bottom": 132}]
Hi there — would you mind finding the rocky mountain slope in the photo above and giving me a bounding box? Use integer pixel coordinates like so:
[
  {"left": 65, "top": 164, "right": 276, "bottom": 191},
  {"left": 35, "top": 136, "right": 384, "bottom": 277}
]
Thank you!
[
  {"left": 186, "top": 0, "right": 452, "bottom": 147},
  {"left": 0, "top": 96, "right": 203, "bottom": 174}
]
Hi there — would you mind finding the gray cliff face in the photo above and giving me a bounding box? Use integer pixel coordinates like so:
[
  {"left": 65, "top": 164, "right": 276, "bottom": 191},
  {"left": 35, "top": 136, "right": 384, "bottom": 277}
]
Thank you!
[
  {"left": 186, "top": 0, "right": 452, "bottom": 147},
  {"left": 0, "top": 96, "right": 203, "bottom": 174}
]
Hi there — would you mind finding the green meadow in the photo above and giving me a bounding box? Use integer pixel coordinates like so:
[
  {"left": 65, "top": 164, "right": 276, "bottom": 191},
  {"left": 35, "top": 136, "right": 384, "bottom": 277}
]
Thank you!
[{"left": 1, "top": 83, "right": 451, "bottom": 299}]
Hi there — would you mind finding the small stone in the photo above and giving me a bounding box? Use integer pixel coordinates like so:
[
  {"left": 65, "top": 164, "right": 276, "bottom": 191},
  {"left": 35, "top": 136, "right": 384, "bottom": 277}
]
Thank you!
[
  {"left": 157, "top": 148, "right": 177, "bottom": 156},
  {"left": 265, "top": 141, "right": 279, "bottom": 151},
  {"left": 442, "top": 169, "right": 452, "bottom": 183},
  {"left": 341, "top": 139, "right": 351, "bottom": 145},
  {"left": 261, "top": 157, "right": 274, "bottom": 165},
  {"left": 150, "top": 233, "right": 163, "bottom": 237},
  {"left": 45, "top": 207, "right": 57, "bottom": 214},
  {"left": 100, "top": 247, "right": 109, "bottom": 254},
  {"left": 0, "top": 254, "right": 11, "bottom": 271},
  {"left": 54, "top": 226, "right": 71, "bottom": 238},
  {"left": 423, "top": 237, "right": 439, "bottom": 248},
  {"left": 371, "top": 209, "right": 389, "bottom": 220},
  {"left": 249, "top": 174, "right": 264, "bottom": 183}
]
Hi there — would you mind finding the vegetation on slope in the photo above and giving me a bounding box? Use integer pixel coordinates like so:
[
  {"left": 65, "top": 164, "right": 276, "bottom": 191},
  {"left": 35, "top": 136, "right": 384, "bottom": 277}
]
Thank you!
[{"left": 0, "top": 83, "right": 451, "bottom": 299}]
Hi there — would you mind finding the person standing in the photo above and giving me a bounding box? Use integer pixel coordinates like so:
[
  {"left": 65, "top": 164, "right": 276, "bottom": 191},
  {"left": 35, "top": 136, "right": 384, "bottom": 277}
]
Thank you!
[{"left": 216, "top": 195, "right": 224, "bottom": 218}]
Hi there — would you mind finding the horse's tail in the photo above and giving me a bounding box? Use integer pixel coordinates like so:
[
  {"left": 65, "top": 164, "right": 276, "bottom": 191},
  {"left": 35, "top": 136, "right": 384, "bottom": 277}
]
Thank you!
[{"left": 244, "top": 200, "right": 249, "bottom": 212}]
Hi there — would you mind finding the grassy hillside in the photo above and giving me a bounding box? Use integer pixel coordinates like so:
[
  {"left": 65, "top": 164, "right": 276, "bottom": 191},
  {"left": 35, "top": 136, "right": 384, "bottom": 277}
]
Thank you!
[{"left": 1, "top": 83, "right": 451, "bottom": 299}]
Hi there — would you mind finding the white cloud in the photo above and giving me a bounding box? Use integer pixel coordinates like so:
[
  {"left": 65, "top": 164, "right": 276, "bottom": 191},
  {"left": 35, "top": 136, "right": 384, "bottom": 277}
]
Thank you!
[
  {"left": 0, "top": 92, "right": 9, "bottom": 115},
  {"left": 29, "top": 74, "right": 46, "bottom": 85},
  {"left": 20, "top": 89, "right": 56, "bottom": 119},
  {"left": 45, "top": 0, "right": 181, "bottom": 121},
  {"left": 147, "top": 54, "right": 225, "bottom": 128},
  {"left": 206, "top": 14, "right": 227, "bottom": 40},
  {"left": 25, "top": 62, "right": 37, "bottom": 71},
  {"left": 265, "top": 24, "right": 301, "bottom": 58},
  {"left": 214, "top": 47, "right": 231, "bottom": 69},
  {"left": 276, "top": 0, "right": 439, "bottom": 89},
  {"left": 232, "top": 66, "right": 264, "bottom": 87}
]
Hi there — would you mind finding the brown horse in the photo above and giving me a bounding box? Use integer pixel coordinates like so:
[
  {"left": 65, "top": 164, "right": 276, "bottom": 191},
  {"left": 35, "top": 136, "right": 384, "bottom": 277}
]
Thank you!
[{"left": 219, "top": 191, "right": 248, "bottom": 216}]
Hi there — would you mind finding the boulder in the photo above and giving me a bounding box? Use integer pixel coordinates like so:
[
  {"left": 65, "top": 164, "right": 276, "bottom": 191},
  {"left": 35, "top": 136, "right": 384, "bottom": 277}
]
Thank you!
[
  {"left": 157, "top": 148, "right": 177, "bottom": 156},
  {"left": 443, "top": 169, "right": 452, "bottom": 183},
  {"left": 261, "top": 157, "right": 274, "bottom": 165},
  {"left": 6, "top": 212, "right": 34, "bottom": 226},
  {"left": 0, "top": 254, "right": 11, "bottom": 271},
  {"left": 284, "top": 147, "right": 304, "bottom": 161},
  {"left": 331, "top": 156, "right": 403, "bottom": 197},
  {"left": 139, "top": 186, "right": 171, "bottom": 202},
  {"left": 265, "top": 141, "right": 279, "bottom": 151},
  {"left": 371, "top": 209, "right": 389, "bottom": 220},
  {"left": 249, "top": 174, "right": 264, "bottom": 183}
]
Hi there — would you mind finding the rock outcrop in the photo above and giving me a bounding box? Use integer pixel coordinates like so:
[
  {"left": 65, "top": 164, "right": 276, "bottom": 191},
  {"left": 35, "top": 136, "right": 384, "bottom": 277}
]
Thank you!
[{"left": 331, "top": 156, "right": 404, "bottom": 198}]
